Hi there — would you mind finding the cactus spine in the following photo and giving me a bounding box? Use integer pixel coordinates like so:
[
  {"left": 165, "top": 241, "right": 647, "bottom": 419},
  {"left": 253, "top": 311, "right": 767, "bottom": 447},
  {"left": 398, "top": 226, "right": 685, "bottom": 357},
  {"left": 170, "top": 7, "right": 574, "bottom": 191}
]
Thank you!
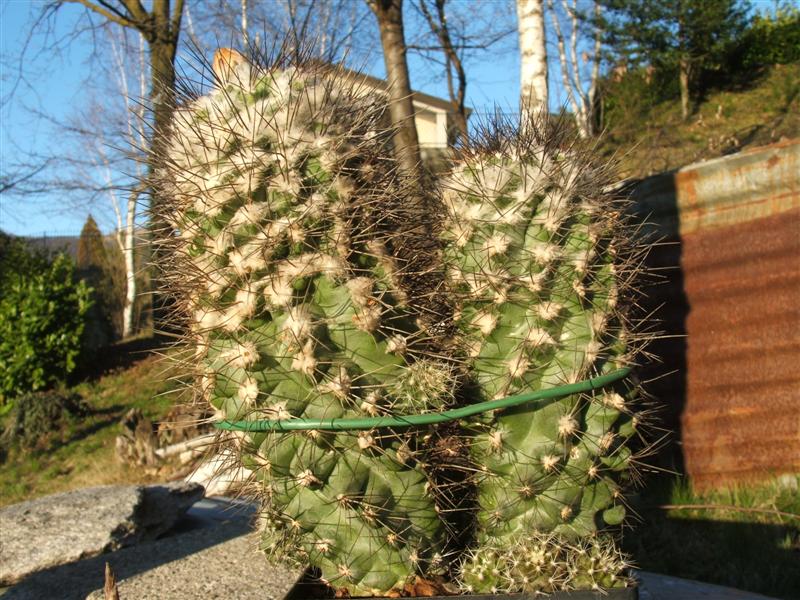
[
  {"left": 160, "top": 54, "right": 454, "bottom": 596},
  {"left": 441, "top": 130, "right": 640, "bottom": 592},
  {"left": 159, "top": 49, "right": 650, "bottom": 597}
]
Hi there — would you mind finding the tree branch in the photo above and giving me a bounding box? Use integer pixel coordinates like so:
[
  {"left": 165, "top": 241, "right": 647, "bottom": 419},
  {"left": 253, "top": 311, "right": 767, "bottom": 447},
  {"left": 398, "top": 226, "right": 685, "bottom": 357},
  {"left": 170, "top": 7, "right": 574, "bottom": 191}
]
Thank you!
[
  {"left": 65, "top": 0, "right": 136, "bottom": 28},
  {"left": 0, "top": 160, "right": 54, "bottom": 195},
  {"left": 120, "top": 0, "right": 149, "bottom": 25},
  {"left": 171, "top": 0, "right": 184, "bottom": 35},
  {"left": 547, "top": 0, "right": 581, "bottom": 117}
]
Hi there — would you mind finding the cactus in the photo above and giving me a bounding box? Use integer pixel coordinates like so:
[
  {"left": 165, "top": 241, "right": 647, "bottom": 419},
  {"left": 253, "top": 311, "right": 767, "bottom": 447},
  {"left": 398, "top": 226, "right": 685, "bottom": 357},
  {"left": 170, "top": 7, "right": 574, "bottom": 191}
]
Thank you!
[
  {"left": 158, "top": 52, "right": 455, "bottom": 596},
  {"left": 438, "top": 125, "right": 645, "bottom": 593},
  {"left": 460, "top": 531, "right": 631, "bottom": 594},
  {"left": 158, "top": 49, "right": 650, "bottom": 597}
]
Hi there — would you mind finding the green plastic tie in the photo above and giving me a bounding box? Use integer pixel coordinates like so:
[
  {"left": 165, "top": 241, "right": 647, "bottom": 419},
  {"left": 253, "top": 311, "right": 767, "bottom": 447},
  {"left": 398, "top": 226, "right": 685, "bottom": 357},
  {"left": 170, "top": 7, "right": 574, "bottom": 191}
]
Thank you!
[{"left": 214, "top": 367, "right": 631, "bottom": 432}]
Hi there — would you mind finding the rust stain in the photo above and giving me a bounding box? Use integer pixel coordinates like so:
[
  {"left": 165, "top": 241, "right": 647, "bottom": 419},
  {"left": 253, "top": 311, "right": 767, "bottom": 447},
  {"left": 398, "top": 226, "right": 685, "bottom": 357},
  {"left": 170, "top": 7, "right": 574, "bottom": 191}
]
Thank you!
[
  {"left": 634, "top": 139, "right": 800, "bottom": 489},
  {"left": 765, "top": 153, "right": 781, "bottom": 169},
  {"left": 675, "top": 168, "right": 701, "bottom": 215},
  {"left": 677, "top": 207, "right": 800, "bottom": 490}
]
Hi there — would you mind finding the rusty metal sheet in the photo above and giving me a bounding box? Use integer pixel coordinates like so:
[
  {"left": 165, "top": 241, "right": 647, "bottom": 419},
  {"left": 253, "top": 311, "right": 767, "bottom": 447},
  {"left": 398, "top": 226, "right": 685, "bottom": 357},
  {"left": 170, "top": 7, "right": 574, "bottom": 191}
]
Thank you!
[
  {"left": 679, "top": 207, "right": 800, "bottom": 489},
  {"left": 632, "top": 138, "right": 800, "bottom": 237},
  {"left": 631, "top": 139, "right": 800, "bottom": 490}
]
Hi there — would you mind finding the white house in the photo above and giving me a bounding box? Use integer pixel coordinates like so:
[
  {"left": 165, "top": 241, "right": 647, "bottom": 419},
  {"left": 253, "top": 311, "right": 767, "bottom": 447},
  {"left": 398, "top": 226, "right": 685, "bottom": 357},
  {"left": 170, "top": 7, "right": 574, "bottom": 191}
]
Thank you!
[{"left": 335, "top": 67, "right": 471, "bottom": 161}]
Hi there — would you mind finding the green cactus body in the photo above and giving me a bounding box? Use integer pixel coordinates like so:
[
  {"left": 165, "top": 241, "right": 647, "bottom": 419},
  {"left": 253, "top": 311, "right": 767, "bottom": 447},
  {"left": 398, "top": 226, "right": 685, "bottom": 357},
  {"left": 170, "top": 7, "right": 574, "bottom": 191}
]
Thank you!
[
  {"left": 162, "top": 58, "right": 451, "bottom": 596},
  {"left": 460, "top": 532, "right": 630, "bottom": 594},
  {"left": 441, "top": 144, "right": 638, "bottom": 593},
  {"left": 160, "top": 49, "right": 649, "bottom": 597}
]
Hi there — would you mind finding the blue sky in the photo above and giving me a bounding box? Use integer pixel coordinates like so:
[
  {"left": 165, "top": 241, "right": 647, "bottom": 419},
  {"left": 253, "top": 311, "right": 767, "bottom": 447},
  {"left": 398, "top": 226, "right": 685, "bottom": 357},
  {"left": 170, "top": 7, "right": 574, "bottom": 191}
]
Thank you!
[{"left": 0, "top": 1, "right": 525, "bottom": 237}]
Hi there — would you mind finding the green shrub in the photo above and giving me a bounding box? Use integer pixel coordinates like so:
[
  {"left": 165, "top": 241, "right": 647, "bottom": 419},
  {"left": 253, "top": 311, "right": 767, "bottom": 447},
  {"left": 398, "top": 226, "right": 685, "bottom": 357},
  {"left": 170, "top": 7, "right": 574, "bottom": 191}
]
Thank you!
[
  {"left": 737, "top": 7, "right": 800, "bottom": 69},
  {"left": 599, "top": 64, "right": 680, "bottom": 131},
  {"left": 0, "top": 248, "right": 93, "bottom": 404},
  {"left": 0, "top": 389, "right": 89, "bottom": 457}
]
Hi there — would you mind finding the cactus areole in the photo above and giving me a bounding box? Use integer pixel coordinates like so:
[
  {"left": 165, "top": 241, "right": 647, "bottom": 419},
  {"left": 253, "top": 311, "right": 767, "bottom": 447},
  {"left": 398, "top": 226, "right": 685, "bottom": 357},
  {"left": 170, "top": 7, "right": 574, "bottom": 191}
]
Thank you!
[{"left": 157, "top": 49, "right": 650, "bottom": 598}]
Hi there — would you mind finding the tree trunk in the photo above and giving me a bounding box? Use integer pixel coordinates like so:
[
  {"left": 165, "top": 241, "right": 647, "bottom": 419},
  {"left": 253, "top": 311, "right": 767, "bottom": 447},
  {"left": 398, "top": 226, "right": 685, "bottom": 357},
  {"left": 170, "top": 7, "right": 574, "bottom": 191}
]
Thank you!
[
  {"left": 122, "top": 187, "right": 139, "bottom": 338},
  {"left": 679, "top": 55, "right": 692, "bottom": 121},
  {"left": 370, "top": 0, "right": 423, "bottom": 178},
  {"left": 418, "top": 0, "right": 469, "bottom": 146},
  {"left": 517, "top": 0, "right": 548, "bottom": 123},
  {"left": 366, "top": 0, "right": 451, "bottom": 337},
  {"left": 451, "top": 107, "right": 468, "bottom": 146},
  {"left": 148, "top": 39, "right": 178, "bottom": 332}
]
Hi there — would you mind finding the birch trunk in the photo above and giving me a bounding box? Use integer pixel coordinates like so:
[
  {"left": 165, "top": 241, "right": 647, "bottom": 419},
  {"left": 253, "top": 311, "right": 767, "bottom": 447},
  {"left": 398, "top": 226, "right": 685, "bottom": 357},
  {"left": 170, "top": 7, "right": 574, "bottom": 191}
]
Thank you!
[
  {"left": 517, "top": 0, "right": 548, "bottom": 122},
  {"left": 122, "top": 188, "right": 140, "bottom": 338},
  {"left": 241, "top": 0, "right": 249, "bottom": 47},
  {"left": 547, "top": 0, "right": 602, "bottom": 138}
]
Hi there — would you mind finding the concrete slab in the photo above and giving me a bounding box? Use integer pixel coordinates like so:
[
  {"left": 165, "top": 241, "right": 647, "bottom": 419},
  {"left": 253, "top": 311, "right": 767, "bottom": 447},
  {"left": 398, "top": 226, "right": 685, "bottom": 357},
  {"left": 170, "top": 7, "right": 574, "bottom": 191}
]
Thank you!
[
  {"left": 0, "top": 496, "right": 779, "bottom": 600},
  {"left": 637, "top": 571, "right": 779, "bottom": 600},
  {"left": 0, "top": 497, "right": 299, "bottom": 600}
]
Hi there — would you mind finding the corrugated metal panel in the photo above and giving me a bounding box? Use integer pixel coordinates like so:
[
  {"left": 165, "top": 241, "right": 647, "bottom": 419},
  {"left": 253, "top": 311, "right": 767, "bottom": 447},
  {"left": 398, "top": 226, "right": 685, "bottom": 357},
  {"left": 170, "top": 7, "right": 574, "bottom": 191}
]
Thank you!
[
  {"left": 680, "top": 208, "right": 800, "bottom": 489},
  {"left": 631, "top": 139, "right": 800, "bottom": 490},
  {"left": 633, "top": 138, "right": 799, "bottom": 235}
]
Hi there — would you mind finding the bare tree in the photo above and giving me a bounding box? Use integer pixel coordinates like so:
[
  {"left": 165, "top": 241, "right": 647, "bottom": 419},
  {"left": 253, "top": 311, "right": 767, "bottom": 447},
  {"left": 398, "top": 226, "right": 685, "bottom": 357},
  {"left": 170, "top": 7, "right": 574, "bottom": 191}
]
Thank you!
[
  {"left": 517, "top": 0, "right": 549, "bottom": 120},
  {"left": 84, "top": 28, "right": 148, "bottom": 338},
  {"left": 1, "top": 2, "right": 184, "bottom": 332},
  {"left": 57, "top": 0, "right": 184, "bottom": 329},
  {"left": 61, "top": 1, "right": 182, "bottom": 184},
  {"left": 546, "top": 0, "right": 602, "bottom": 137},
  {"left": 191, "top": 0, "right": 376, "bottom": 66},
  {"left": 409, "top": 0, "right": 515, "bottom": 146},
  {"left": 12, "top": 25, "right": 153, "bottom": 337},
  {"left": 414, "top": 0, "right": 468, "bottom": 145}
]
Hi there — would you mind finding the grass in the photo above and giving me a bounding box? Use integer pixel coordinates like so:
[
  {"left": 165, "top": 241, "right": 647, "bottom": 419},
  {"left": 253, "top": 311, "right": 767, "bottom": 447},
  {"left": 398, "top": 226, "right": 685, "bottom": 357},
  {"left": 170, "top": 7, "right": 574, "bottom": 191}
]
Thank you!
[
  {"left": 599, "top": 62, "right": 800, "bottom": 178},
  {"left": 623, "top": 474, "right": 800, "bottom": 599},
  {"left": 0, "top": 337, "right": 185, "bottom": 507}
]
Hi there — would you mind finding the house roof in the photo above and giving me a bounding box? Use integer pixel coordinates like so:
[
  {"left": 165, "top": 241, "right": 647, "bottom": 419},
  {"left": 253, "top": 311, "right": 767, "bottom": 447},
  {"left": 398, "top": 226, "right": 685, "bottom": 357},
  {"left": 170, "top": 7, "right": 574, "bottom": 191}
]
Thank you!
[{"left": 329, "top": 64, "right": 472, "bottom": 117}]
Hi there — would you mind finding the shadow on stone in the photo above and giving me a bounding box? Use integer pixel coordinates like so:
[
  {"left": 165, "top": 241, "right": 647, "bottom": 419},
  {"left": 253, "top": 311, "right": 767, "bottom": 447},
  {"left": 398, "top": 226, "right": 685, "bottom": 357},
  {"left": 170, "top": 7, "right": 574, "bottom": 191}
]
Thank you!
[{"left": 2, "top": 498, "right": 257, "bottom": 600}]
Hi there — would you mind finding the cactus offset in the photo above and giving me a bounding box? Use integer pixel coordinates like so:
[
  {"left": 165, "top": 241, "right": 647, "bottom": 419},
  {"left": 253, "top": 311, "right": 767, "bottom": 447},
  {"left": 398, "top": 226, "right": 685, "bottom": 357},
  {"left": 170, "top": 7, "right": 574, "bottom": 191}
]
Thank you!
[
  {"left": 460, "top": 531, "right": 631, "bottom": 594},
  {"left": 159, "top": 52, "right": 453, "bottom": 596},
  {"left": 440, "top": 124, "right": 644, "bottom": 593}
]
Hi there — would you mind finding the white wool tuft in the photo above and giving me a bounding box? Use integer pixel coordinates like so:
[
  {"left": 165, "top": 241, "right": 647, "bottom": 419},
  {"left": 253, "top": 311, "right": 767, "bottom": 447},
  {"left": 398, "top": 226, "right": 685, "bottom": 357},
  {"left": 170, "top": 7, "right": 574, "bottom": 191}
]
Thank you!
[
  {"left": 229, "top": 202, "right": 269, "bottom": 229},
  {"left": 195, "top": 307, "right": 222, "bottom": 331},
  {"left": 353, "top": 304, "right": 382, "bottom": 332},
  {"left": 507, "top": 352, "right": 530, "bottom": 379},
  {"left": 282, "top": 305, "right": 313, "bottom": 347},
  {"left": 482, "top": 233, "right": 511, "bottom": 257},
  {"left": 320, "top": 367, "right": 351, "bottom": 399},
  {"left": 536, "top": 302, "right": 562, "bottom": 321},
  {"left": 525, "top": 327, "right": 556, "bottom": 348},
  {"left": 238, "top": 376, "right": 259, "bottom": 405},
  {"left": 345, "top": 277, "right": 374, "bottom": 307},
  {"left": 291, "top": 340, "right": 317, "bottom": 375},
  {"left": 531, "top": 243, "right": 559, "bottom": 265},
  {"left": 224, "top": 341, "right": 259, "bottom": 369},
  {"left": 602, "top": 392, "right": 626, "bottom": 411},
  {"left": 472, "top": 311, "right": 498, "bottom": 336},
  {"left": 229, "top": 243, "right": 266, "bottom": 276},
  {"left": 263, "top": 275, "right": 294, "bottom": 307},
  {"left": 558, "top": 415, "right": 579, "bottom": 437},
  {"left": 541, "top": 454, "right": 560, "bottom": 472}
]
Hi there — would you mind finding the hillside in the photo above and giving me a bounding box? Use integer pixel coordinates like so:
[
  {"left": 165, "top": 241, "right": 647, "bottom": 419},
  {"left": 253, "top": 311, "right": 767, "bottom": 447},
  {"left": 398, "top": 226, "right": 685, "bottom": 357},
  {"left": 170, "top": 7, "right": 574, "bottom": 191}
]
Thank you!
[
  {"left": 598, "top": 62, "right": 800, "bottom": 178},
  {"left": 0, "top": 338, "right": 184, "bottom": 507}
]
